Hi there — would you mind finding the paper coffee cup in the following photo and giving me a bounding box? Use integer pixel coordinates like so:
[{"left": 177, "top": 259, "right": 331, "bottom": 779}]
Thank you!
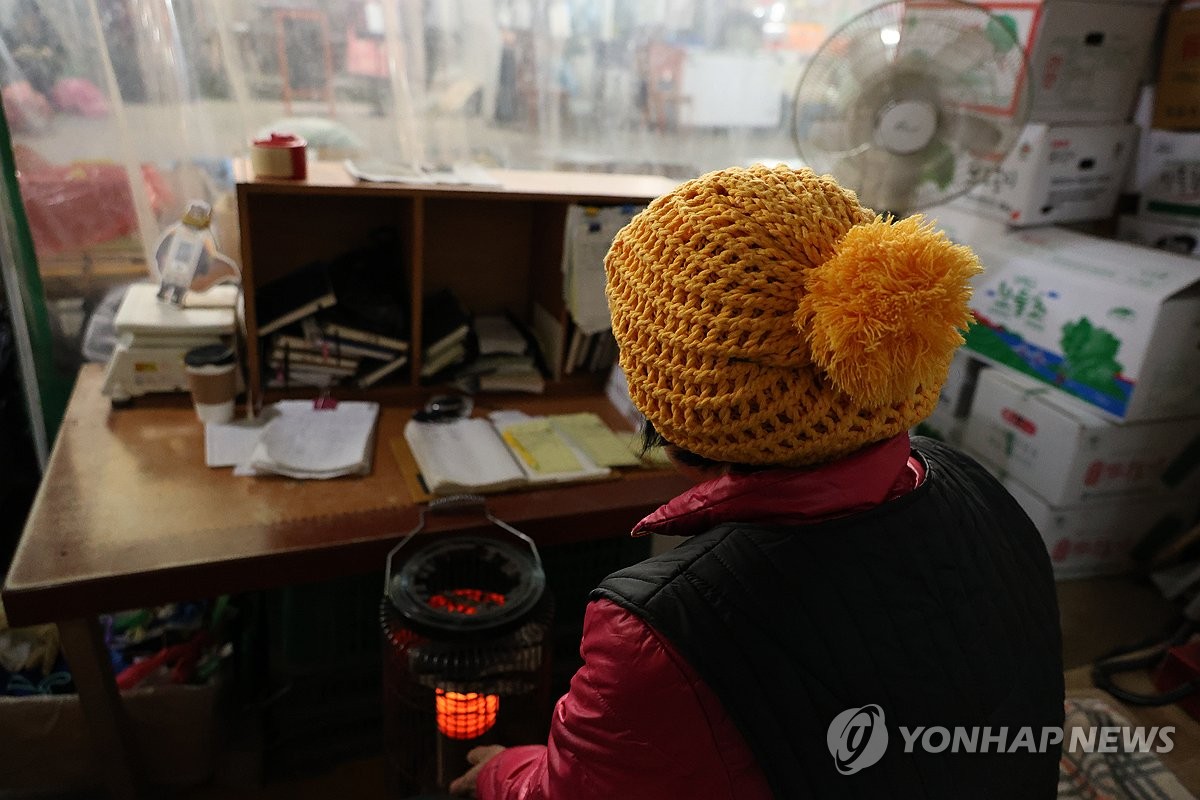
[{"left": 185, "top": 345, "right": 238, "bottom": 425}]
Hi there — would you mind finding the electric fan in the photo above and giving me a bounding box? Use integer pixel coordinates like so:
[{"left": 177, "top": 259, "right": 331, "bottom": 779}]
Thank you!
[{"left": 792, "top": 0, "right": 1031, "bottom": 216}]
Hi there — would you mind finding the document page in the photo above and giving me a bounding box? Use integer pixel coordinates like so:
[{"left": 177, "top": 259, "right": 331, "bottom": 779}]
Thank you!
[{"left": 403, "top": 418, "right": 527, "bottom": 494}]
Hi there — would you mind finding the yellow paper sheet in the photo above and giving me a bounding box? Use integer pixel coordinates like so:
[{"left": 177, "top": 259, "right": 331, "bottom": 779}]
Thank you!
[
  {"left": 502, "top": 420, "right": 582, "bottom": 474},
  {"left": 550, "top": 412, "right": 643, "bottom": 468}
]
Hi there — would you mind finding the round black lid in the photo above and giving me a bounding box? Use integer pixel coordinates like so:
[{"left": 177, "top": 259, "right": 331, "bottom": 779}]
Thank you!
[
  {"left": 386, "top": 536, "right": 545, "bottom": 637},
  {"left": 184, "top": 344, "right": 236, "bottom": 368}
]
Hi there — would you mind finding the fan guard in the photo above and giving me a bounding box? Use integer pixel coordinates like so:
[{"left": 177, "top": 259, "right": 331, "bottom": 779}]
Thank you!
[{"left": 792, "top": 0, "right": 1031, "bottom": 215}]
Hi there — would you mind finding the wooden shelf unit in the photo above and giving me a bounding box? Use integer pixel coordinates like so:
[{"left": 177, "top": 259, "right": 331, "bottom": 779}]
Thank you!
[{"left": 236, "top": 161, "right": 677, "bottom": 404}]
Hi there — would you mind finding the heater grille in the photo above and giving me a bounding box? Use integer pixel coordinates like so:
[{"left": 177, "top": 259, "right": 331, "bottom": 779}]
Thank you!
[
  {"left": 381, "top": 535, "right": 553, "bottom": 796},
  {"left": 387, "top": 536, "right": 546, "bottom": 637}
]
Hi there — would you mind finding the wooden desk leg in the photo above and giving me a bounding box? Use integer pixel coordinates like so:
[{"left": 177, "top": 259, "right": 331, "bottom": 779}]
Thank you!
[{"left": 58, "top": 617, "right": 144, "bottom": 799}]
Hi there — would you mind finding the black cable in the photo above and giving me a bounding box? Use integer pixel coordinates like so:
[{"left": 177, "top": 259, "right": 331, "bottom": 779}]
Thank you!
[{"left": 1091, "top": 620, "right": 1200, "bottom": 707}]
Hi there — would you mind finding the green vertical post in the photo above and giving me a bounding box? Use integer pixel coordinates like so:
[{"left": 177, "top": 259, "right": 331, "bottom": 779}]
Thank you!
[{"left": 0, "top": 101, "right": 74, "bottom": 450}]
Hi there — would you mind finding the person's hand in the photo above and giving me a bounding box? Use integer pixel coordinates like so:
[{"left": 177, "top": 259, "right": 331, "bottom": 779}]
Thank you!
[{"left": 448, "top": 744, "right": 506, "bottom": 797}]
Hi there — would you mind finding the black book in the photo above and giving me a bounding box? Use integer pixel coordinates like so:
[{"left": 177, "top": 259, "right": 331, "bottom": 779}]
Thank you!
[
  {"left": 327, "top": 229, "right": 410, "bottom": 341},
  {"left": 422, "top": 289, "right": 473, "bottom": 358},
  {"left": 256, "top": 260, "right": 337, "bottom": 337}
]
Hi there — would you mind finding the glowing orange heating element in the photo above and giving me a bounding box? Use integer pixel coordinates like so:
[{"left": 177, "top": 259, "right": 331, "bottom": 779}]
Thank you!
[
  {"left": 436, "top": 689, "right": 500, "bottom": 739},
  {"left": 429, "top": 588, "right": 507, "bottom": 616}
]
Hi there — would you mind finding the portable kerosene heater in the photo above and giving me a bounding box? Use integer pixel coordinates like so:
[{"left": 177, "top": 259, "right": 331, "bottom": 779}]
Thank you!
[{"left": 380, "top": 496, "right": 554, "bottom": 796}]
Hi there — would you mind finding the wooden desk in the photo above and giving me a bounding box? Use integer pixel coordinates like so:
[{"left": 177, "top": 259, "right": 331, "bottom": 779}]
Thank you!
[{"left": 1, "top": 364, "right": 690, "bottom": 798}]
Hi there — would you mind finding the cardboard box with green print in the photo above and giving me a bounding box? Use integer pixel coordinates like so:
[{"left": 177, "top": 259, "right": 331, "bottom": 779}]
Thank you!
[{"left": 932, "top": 204, "right": 1200, "bottom": 422}]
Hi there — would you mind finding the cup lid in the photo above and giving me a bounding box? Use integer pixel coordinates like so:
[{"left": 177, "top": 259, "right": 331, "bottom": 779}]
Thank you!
[
  {"left": 253, "top": 132, "right": 306, "bottom": 148},
  {"left": 185, "top": 344, "right": 236, "bottom": 368}
]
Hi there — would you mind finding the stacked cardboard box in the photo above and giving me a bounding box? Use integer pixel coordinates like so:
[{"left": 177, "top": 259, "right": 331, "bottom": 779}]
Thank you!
[
  {"left": 914, "top": 2, "right": 1200, "bottom": 580},
  {"left": 959, "top": 0, "right": 1166, "bottom": 226},
  {"left": 925, "top": 204, "right": 1200, "bottom": 578},
  {"left": 965, "top": 369, "right": 1200, "bottom": 577},
  {"left": 913, "top": 348, "right": 986, "bottom": 448},
  {"left": 1118, "top": 3, "right": 1200, "bottom": 256}
]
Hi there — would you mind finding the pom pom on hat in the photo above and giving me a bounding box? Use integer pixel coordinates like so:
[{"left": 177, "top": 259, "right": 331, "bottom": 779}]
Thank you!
[{"left": 799, "top": 215, "right": 982, "bottom": 407}]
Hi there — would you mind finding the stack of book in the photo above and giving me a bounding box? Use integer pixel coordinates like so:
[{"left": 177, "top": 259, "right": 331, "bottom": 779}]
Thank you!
[
  {"left": 420, "top": 289, "right": 473, "bottom": 380},
  {"left": 452, "top": 312, "right": 545, "bottom": 394},
  {"left": 268, "top": 315, "right": 410, "bottom": 389},
  {"left": 256, "top": 234, "right": 411, "bottom": 389}
]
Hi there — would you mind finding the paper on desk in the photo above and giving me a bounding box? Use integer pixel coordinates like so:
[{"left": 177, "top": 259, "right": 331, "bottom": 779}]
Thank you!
[
  {"left": 205, "top": 414, "right": 274, "bottom": 468},
  {"left": 549, "top": 413, "right": 642, "bottom": 468},
  {"left": 247, "top": 400, "right": 379, "bottom": 479},
  {"left": 501, "top": 419, "right": 583, "bottom": 474},
  {"left": 490, "top": 411, "right": 611, "bottom": 485},
  {"left": 344, "top": 159, "right": 499, "bottom": 187}
]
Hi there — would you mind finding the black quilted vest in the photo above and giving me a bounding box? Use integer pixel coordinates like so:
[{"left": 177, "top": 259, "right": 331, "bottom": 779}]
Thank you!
[{"left": 594, "top": 438, "right": 1064, "bottom": 800}]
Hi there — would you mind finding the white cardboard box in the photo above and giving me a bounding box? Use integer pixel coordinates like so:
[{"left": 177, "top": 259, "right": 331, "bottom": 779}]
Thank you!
[
  {"left": 939, "top": 350, "right": 986, "bottom": 418},
  {"left": 931, "top": 203, "right": 1200, "bottom": 421},
  {"left": 962, "top": 123, "right": 1137, "bottom": 226},
  {"left": 1002, "top": 477, "right": 1198, "bottom": 579},
  {"left": 914, "top": 402, "right": 967, "bottom": 447},
  {"left": 1021, "top": 0, "right": 1166, "bottom": 124},
  {"left": 965, "top": 367, "right": 1200, "bottom": 505},
  {"left": 1134, "top": 129, "right": 1200, "bottom": 221},
  {"left": 924, "top": 1, "right": 1163, "bottom": 123},
  {"left": 1116, "top": 214, "right": 1200, "bottom": 258}
]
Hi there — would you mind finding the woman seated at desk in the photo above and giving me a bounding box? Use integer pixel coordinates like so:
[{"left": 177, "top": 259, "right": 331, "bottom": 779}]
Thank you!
[{"left": 451, "top": 165, "right": 1065, "bottom": 799}]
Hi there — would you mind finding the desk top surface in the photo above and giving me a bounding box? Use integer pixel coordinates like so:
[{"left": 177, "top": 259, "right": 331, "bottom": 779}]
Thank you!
[{"left": 2, "top": 365, "right": 690, "bottom": 625}]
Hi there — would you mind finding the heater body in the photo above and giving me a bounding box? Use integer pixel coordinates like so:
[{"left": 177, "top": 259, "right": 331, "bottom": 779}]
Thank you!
[{"left": 380, "top": 535, "right": 554, "bottom": 796}]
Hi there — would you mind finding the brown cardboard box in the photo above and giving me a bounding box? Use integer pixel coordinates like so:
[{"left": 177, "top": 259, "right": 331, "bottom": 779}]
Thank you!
[
  {"left": 0, "top": 681, "right": 220, "bottom": 792},
  {"left": 1154, "top": 3, "right": 1200, "bottom": 129}
]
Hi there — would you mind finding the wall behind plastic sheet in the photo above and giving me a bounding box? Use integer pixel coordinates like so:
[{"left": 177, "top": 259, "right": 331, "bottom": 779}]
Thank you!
[{"left": 0, "top": 0, "right": 879, "bottom": 443}]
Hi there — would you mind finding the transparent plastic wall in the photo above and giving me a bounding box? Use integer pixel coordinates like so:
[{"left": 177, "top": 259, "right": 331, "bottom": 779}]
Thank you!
[{"left": 1, "top": 0, "right": 878, "bottom": 440}]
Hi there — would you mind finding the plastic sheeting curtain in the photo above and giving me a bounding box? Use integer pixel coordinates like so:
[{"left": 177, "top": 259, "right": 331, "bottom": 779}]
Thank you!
[{"left": 0, "top": 0, "right": 877, "bottom": 449}]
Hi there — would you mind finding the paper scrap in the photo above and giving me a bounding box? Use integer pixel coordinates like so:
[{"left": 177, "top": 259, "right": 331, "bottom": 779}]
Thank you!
[{"left": 205, "top": 414, "right": 274, "bottom": 468}]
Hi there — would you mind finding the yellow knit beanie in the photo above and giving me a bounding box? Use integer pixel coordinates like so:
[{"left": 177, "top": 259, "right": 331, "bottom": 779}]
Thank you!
[{"left": 604, "top": 164, "right": 981, "bottom": 466}]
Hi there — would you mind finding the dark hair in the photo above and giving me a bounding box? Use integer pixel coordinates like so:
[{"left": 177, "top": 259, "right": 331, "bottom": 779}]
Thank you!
[{"left": 640, "top": 419, "right": 763, "bottom": 473}]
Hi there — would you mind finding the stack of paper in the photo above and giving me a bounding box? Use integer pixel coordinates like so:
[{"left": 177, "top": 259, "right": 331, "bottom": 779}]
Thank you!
[
  {"left": 474, "top": 314, "right": 528, "bottom": 356},
  {"left": 205, "top": 401, "right": 379, "bottom": 479},
  {"left": 491, "top": 411, "right": 612, "bottom": 485}
]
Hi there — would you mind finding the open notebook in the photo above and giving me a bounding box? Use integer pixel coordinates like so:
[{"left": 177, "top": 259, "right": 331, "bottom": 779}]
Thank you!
[{"left": 402, "top": 411, "right": 640, "bottom": 495}]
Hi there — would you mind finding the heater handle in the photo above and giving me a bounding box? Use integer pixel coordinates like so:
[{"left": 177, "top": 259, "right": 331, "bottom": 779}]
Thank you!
[{"left": 384, "top": 494, "right": 544, "bottom": 595}]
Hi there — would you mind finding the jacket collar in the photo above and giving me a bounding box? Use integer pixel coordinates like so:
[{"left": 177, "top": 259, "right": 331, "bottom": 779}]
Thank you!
[{"left": 632, "top": 434, "right": 917, "bottom": 538}]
